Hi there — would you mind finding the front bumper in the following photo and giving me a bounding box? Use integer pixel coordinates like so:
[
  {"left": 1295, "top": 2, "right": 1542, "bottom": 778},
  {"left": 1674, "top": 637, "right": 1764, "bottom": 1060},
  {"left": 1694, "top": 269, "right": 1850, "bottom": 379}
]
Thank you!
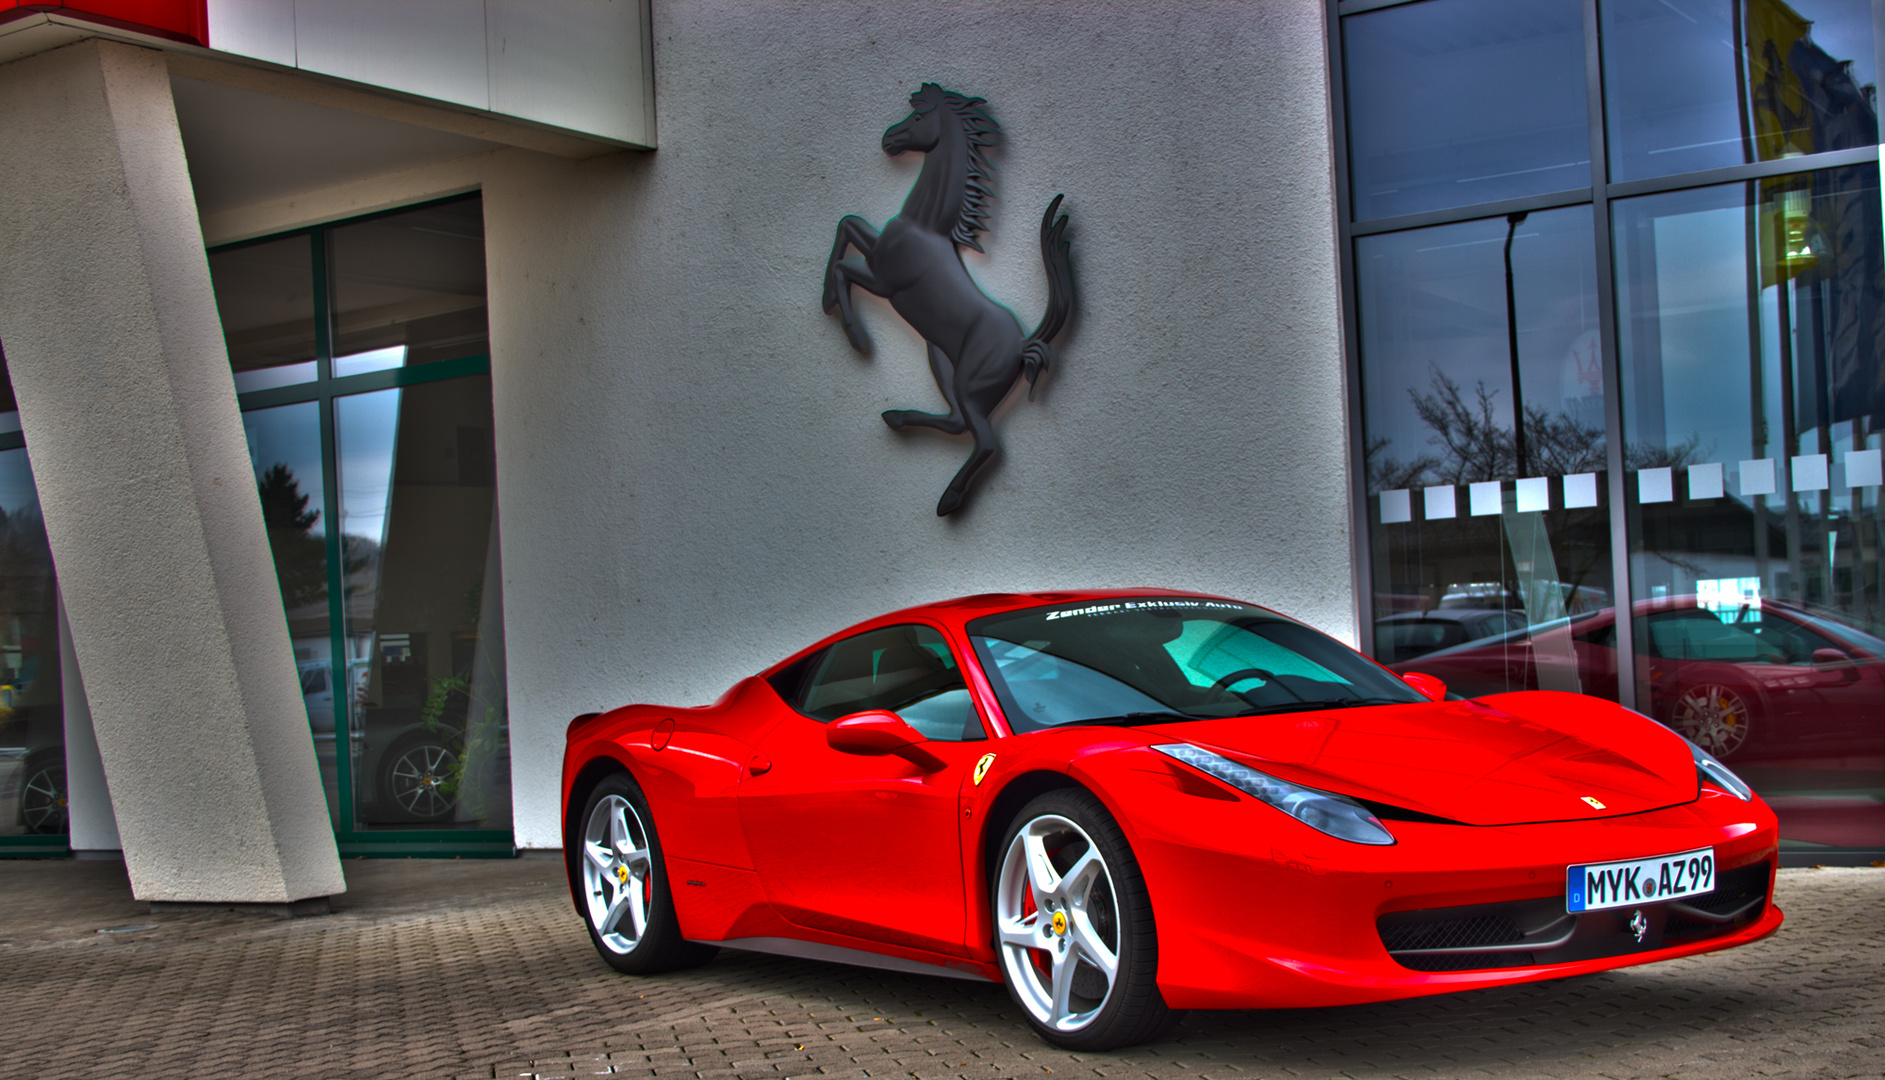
[{"left": 1130, "top": 787, "right": 1780, "bottom": 1010}]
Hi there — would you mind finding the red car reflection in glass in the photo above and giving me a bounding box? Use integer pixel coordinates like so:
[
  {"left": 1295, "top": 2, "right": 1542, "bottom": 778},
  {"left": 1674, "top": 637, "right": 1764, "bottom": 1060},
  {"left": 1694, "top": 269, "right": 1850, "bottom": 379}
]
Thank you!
[{"left": 1390, "top": 596, "right": 1885, "bottom": 763}]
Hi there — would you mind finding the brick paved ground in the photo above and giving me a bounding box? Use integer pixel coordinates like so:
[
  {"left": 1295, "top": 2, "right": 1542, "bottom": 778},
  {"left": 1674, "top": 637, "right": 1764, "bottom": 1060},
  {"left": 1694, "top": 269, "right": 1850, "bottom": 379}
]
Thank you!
[{"left": 0, "top": 857, "right": 1879, "bottom": 1080}]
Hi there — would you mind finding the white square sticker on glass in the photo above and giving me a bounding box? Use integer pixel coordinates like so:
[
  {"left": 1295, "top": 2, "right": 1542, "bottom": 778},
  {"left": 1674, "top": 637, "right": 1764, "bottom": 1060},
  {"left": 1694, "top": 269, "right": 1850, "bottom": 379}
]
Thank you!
[
  {"left": 1380, "top": 489, "right": 1412, "bottom": 524},
  {"left": 1515, "top": 476, "right": 1549, "bottom": 512},
  {"left": 1689, "top": 461, "right": 1723, "bottom": 499},
  {"left": 1846, "top": 448, "right": 1883, "bottom": 488},
  {"left": 1791, "top": 454, "right": 1829, "bottom": 492},
  {"left": 1739, "top": 458, "right": 1776, "bottom": 496},
  {"left": 1469, "top": 481, "right": 1502, "bottom": 516},
  {"left": 1563, "top": 472, "right": 1599, "bottom": 508},
  {"left": 1424, "top": 485, "right": 1457, "bottom": 520},
  {"left": 1637, "top": 467, "right": 1673, "bottom": 504}
]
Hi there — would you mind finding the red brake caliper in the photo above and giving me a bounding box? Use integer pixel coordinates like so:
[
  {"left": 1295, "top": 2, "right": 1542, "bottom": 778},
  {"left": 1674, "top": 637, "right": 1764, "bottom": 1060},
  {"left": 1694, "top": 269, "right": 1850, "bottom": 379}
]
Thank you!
[{"left": 1022, "top": 855, "right": 1053, "bottom": 981}]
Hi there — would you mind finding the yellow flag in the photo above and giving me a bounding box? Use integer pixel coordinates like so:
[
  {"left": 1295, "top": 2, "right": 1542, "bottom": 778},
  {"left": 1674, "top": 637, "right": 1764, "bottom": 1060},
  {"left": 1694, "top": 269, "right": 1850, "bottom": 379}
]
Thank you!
[{"left": 1745, "top": 0, "right": 1818, "bottom": 283}]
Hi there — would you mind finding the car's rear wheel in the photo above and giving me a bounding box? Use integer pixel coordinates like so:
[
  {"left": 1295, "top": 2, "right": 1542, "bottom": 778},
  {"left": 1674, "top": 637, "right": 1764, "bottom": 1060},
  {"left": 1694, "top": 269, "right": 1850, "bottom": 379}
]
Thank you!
[
  {"left": 1669, "top": 683, "right": 1752, "bottom": 760},
  {"left": 993, "top": 790, "right": 1178, "bottom": 1050},
  {"left": 20, "top": 754, "right": 67, "bottom": 835},
  {"left": 577, "top": 772, "right": 717, "bottom": 974}
]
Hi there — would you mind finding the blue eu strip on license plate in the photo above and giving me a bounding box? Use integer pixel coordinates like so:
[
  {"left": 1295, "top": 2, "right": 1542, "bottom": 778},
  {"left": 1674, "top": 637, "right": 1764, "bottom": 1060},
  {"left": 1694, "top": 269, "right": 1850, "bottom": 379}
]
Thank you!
[{"left": 1567, "top": 847, "right": 1715, "bottom": 913}]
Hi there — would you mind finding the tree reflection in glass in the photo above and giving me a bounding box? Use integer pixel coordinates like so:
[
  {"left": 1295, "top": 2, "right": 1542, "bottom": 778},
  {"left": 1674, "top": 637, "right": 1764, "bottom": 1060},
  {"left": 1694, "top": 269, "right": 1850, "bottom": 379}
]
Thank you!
[
  {"left": 1359, "top": 208, "right": 1618, "bottom": 697},
  {"left": 241, "top": 402, "right": 338, "bottom": 826}
]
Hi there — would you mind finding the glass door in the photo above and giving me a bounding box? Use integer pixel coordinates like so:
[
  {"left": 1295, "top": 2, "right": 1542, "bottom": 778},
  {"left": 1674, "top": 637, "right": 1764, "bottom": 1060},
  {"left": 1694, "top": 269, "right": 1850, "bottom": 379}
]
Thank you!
[{"left": 214, "top": 194, "right": 511, "bottom": 856}]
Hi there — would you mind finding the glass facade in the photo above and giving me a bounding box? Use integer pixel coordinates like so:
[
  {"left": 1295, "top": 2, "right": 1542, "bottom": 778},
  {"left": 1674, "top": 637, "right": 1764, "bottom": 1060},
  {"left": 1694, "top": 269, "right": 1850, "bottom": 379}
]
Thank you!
[
  {"left": 0, "top": 435, "right": 66, "bottom": 845},
  {"left": 330, "top": 199, "right": 490, "bottom": 378},
  {"left": 1340, "top": 0, "right": 1884, "bottom": 855},
  {"left": 1602, "top": 0, "right": 1876, "bottom": 181},
  {"left": 210, "top": 235, "right": 318, "bottom": 393},
  {"left": 336, "top": 379, "right": 508, "bottom": 829},
  {"left": 242, "top": 401, "right": 335, "bottom": 823},
  {"left": 216, "top": 194, "right": 510, "bottom": 853},
  {"left": 1343, "top": 0, "right": 1591, "bottom": 221}
]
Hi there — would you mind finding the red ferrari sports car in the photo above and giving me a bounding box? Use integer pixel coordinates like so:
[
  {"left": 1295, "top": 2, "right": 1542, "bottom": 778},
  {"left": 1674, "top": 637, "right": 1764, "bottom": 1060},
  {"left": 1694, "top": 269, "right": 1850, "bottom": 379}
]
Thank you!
[{"left": 561, "top": 589, "right": 1781, "bottom": 1049}]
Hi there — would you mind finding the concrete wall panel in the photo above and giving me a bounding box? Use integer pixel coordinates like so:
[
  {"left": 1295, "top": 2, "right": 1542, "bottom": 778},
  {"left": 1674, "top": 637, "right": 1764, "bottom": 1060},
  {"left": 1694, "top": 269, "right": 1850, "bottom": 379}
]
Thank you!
[
  {"left": 205, "top": 0, "right": 295, "bottom": 67},
  {"left": 485, "top": 1, "right": 1350, "bottom": 848},
  {"left": 487, "top": 0, "right": 653, "bottom": 147},
  {"left": 291, "top": 0, "right": 489, "bottom": 111},
  {"left": 201, "top": 0, "right": 654, "bottom": 148}
]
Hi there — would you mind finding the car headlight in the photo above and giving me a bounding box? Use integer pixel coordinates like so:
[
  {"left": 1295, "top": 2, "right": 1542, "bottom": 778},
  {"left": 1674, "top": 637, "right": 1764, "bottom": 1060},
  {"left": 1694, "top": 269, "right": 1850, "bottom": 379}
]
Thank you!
[
  {"left": 1689, "top": 740, "right": 1754, "bottom": 802},
  {"left": 1152, "top": 743, "right": 1396, "bottom": 845}
]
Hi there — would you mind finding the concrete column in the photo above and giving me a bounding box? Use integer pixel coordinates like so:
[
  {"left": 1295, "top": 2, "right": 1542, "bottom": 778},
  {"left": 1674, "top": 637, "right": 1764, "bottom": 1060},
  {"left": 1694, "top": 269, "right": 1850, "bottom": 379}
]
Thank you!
[{"left": 0, "top": 41, "right": 343, "bottom": 902}]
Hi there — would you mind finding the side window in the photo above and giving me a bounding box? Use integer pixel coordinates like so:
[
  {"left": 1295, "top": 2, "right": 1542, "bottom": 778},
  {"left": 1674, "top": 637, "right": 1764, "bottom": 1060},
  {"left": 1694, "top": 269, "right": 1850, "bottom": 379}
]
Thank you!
[
  {"left": 1745, "top": 617, "right": 1836, "bottom": 664},
  {"left": 795, "top": 624, "right": 985, "bottom": 741},
  {"left": 1645, "top": 611, "right": 1770, "bottom": 662}
]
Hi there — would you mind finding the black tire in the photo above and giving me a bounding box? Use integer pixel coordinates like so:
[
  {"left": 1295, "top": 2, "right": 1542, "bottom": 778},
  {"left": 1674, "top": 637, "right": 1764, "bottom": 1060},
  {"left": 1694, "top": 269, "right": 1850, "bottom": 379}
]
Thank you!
[
  {"left": 574, "top": 772, "right": 718, "bottom": 975},
  {"left": 992, "top": 789, "right": 1181, "bottom": 1050},
  {"left": 377, "top": 730, "right": 462, "bottom": 823}
]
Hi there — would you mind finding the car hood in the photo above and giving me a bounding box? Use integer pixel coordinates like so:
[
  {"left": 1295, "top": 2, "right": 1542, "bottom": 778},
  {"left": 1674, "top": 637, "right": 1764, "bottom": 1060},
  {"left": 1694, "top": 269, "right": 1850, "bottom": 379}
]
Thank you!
[{"left": 1139, "top": 691, "right": 1697, "bottom": 826}]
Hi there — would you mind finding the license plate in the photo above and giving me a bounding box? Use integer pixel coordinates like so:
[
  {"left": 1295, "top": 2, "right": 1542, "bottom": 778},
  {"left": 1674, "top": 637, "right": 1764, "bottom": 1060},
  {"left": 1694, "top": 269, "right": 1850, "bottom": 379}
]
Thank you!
[{"left": 1567, "top": 848, "right": 1715, "bottom": 913}]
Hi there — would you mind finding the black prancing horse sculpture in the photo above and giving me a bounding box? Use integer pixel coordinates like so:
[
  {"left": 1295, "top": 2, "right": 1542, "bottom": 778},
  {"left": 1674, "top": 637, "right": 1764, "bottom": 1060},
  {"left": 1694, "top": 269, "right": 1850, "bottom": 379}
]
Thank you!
[{"left": 822, "top": 83, "right": 1073, "bottom": 516}]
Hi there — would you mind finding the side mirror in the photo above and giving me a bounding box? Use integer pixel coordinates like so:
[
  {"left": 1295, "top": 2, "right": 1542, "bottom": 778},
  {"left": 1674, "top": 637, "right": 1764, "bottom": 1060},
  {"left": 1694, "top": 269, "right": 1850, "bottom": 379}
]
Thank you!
[
  {"left": 1402, "top": 671, "right": 1447, "bottom": 702},
  {"left": 827, "top": 710, "right": 930, "bottom": 755},
  {"left": 1812, "top": 648, "right": 1859, "bottom": 681}
]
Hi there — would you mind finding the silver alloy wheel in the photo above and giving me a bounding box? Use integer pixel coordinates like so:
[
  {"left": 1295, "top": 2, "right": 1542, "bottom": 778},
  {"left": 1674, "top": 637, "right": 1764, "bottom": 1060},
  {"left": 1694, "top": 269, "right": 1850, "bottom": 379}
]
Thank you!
[
  {"left": 582, "top": 793, "right": 654, "bottom": 955},
  {"left": 20, "top": 764, "right": 67, "bottom": 835},
  {"left": 1671, "top": 683, "right": 1751, "bottom": 758},
  {"left": 389, "top": 742, "right": 459, "bottom": 818},
  {"left": 995, "top": 813, "right": 1121, "bottom": 1033}
]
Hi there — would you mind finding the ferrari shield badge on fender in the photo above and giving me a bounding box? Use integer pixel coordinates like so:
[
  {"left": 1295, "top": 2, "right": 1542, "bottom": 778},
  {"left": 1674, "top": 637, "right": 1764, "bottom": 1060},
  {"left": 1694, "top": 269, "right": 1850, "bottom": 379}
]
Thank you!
[
  {"left": 1582, "top": 796, "right": 1607, "bottom": 809},
  {"left": 973, "top": 753, "right": 996, "bottom": 785}
]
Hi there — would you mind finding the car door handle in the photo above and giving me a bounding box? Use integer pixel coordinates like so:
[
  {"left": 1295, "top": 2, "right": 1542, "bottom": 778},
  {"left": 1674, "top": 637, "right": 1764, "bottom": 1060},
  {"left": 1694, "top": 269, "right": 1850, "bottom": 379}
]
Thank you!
[{"left": 748, "top": 753, "right": 772, "bottom": 777}]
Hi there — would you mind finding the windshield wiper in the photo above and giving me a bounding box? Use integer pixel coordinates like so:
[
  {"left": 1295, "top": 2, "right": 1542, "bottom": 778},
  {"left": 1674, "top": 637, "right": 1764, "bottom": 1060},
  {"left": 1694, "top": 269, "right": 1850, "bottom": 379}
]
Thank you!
[
  {"left": 1052, "top": 711, "right": 1210, "bottom": 728},
  {"left": 1235, "top": 697, "right": 1408, "bottom": 716}
]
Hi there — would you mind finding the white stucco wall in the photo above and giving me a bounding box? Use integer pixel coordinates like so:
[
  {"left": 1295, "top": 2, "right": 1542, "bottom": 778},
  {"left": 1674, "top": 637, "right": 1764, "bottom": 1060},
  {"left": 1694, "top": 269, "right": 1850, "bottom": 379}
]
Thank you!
[{"left": 483, "top": 0, "right": 1352, "bottom": 848}]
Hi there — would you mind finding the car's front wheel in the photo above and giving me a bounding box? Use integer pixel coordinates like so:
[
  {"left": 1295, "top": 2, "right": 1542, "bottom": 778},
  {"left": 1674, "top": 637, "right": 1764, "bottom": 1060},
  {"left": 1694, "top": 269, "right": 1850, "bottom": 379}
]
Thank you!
[
  {"left": 577, "top": 772, "right": 717, "bottom": 974},
  {"left": 1668, "top": 682, "right": 1753, "bottom": 760},
  {"left": 993, "top": 789, "right": 1179, "bottom": 1050}
]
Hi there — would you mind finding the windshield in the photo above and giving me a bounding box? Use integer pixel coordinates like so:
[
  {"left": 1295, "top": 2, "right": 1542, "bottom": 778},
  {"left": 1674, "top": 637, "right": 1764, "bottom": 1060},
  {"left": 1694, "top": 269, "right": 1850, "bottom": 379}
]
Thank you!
[{"left": 968, "top": 597, "right": 1425, "bottom": 733}]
